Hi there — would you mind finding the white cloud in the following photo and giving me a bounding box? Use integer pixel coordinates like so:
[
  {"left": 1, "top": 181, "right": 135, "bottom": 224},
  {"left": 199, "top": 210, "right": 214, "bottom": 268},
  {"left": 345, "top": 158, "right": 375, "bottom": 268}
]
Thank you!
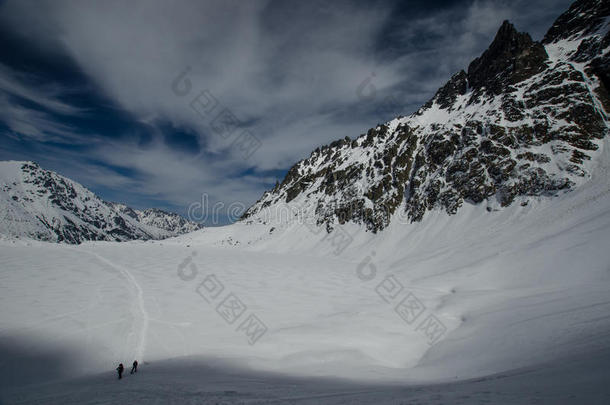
[{"left": 0, "top": 0, "right": 575, "bottom": 215}]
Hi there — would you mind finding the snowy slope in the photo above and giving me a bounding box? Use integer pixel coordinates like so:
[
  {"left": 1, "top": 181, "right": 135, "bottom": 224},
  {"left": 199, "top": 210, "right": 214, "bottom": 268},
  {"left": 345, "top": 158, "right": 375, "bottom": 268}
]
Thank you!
[
  {"left": 1, "top": 1, "right": 610, "bottom": 404},
  {"left": 1, "top": 136, "right": 610, "bottom": 402},
  {"left": 0, "top": 161, "right": 202, "bottom": 243},
  {"left": 3, "top": 350, "right": 609, "bottom": 404}
]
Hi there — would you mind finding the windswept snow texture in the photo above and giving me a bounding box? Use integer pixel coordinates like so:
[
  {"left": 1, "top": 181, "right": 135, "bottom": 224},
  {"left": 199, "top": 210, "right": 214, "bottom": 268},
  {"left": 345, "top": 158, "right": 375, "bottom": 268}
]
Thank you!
[
  {"left": 2, "top": 1, "right": 610, "bottom": 403},
  {"left": 0, "top": 161, "right": 202, "bottom": 243},
  {"left": 1, "top": 134, "right": 610, "bottom": 402}
]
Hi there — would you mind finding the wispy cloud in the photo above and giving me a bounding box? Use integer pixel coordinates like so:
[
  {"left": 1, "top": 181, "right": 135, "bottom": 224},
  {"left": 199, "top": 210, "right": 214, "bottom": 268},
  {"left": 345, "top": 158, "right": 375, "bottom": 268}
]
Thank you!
[
  {"left": 0, "top": 64, "right": 84, "bottom": 115},
  {"left": 0, "top": 63, "right": 86, "bottom": 141},
  {"left": 0, "top": 0, "right": 574, "bottom": 218}
]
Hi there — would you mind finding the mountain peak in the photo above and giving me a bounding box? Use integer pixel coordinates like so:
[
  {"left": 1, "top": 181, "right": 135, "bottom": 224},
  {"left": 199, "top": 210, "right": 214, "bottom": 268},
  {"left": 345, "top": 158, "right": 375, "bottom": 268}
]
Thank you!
[
  {"left": 0, "top": 161, "right": 202, "bottom": 243},
  {"left": 242, "top": 0, "right": 609, "bottom": 233},
  {"left": 497, "top": 20, "right": 519, "bottom": 38},
  {"left": 467, "top": 20, "right": 548, "bottom": 94}
]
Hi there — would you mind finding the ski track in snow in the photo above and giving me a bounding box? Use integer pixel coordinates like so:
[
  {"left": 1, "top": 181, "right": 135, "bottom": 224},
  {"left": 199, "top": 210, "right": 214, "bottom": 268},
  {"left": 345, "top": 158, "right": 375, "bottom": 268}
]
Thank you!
[
  {"left": 2, "top": 164, "right": 610, "bottom": 403},
  {"left": 82, "top": 249, "right": 149, "bottom": 362},
  {"left": 2, "top": 27, "right": 610, "bottom": 405}
]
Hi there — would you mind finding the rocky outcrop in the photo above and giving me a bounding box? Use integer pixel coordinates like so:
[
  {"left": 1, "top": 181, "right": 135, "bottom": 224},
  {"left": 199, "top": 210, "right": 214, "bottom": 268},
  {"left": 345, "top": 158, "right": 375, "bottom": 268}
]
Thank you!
[
  {"left": 543, "top": 0, "right": 610, "bottom": 44},
  {"left": 468, "top": 21, "right": 549, "bottom": 95},
  {"left": 242, "top": 0, "right": 610, "bottom": 232}
]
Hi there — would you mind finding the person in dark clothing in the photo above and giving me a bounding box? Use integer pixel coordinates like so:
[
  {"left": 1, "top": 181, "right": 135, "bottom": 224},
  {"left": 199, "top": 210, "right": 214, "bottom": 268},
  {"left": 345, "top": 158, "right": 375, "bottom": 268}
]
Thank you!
[
  {"left": 117, "top": 363, "right": 124, "bottom": 379},
  {"left": 131, "top": 360, "right": 138, "bottom": 374}
]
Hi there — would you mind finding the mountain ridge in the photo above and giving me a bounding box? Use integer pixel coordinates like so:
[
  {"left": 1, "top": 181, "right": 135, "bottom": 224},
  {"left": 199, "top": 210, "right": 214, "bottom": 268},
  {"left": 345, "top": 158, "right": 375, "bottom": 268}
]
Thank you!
[
  {"left": 242, "top": 0, "right": 610, "bottom": 232},
  {"left": 0, "top": 160, "right": 202, "bottom": 243}
]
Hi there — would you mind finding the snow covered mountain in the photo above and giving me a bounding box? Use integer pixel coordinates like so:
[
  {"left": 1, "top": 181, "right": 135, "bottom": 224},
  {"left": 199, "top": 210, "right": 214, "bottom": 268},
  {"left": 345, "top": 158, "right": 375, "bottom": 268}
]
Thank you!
[
  {"left": 108, "top": 202, "right": 203, "bottom": 236},
  {"left": 2, "top": 2, "right": 610, "bottom": 403},
  {"left": 0, "top": 161, "right": 202, "bottom": 243},
  {"left": 243, "top": 0, "right": 610, "bottom": 232}
]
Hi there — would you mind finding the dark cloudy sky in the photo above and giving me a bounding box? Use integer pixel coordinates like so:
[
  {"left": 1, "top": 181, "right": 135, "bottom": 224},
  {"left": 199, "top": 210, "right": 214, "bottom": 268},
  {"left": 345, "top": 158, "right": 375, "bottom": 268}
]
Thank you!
[{"left": 0, "top": 0, "right": 573, "bottom": 224}]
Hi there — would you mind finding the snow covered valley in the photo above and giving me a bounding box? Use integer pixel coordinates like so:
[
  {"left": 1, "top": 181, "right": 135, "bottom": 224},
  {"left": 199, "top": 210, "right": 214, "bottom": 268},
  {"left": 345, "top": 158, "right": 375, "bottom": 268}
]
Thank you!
[
  {"left": 1, "top": 0, "right": 610, "bottom": 402},
  {"left": 2, "top": 141, "right": 610, "bottom": 404}
]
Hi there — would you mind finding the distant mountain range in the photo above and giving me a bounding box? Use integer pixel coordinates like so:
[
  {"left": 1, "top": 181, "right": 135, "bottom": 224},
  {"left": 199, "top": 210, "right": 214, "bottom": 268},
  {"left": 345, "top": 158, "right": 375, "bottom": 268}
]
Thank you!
[
  {"left": 0, "top": 161, "right": 202, "bottom": 243},
  {"left": 243, "top": 0, "right": 610, "bottom": 232}
]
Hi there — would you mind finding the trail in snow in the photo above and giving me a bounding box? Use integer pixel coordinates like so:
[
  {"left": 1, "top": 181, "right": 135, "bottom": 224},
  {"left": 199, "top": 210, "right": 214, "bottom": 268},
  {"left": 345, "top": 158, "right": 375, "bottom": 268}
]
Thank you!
[
  {"left": 2, "top": 151, "right": 610, "bottom": 398},
  {"left": 84, "top": 250, "right": 149, "bottom": 362}
]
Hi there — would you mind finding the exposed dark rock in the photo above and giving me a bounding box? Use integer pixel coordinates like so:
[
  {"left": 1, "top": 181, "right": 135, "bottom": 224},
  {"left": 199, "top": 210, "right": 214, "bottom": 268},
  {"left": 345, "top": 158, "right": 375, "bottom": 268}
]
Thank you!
[
  {"left": 467, "top": 21, "right": 548, "bottom": 95},
  {"left": 543, "top": 0, "right": 610, "bottom": 44},
  {"left": 241, "top": 0, "right": 609, "bottom": 233}
]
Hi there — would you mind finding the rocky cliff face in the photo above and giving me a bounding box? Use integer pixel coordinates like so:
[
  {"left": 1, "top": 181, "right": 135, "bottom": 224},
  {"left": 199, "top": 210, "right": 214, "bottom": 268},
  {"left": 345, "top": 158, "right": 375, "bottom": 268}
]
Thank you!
[
  {"left": 242, "top": 0, "right": 610, "bottom": 232},
  {"left": 0, "top": 161, "right": 202, "bottom": 243}
]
